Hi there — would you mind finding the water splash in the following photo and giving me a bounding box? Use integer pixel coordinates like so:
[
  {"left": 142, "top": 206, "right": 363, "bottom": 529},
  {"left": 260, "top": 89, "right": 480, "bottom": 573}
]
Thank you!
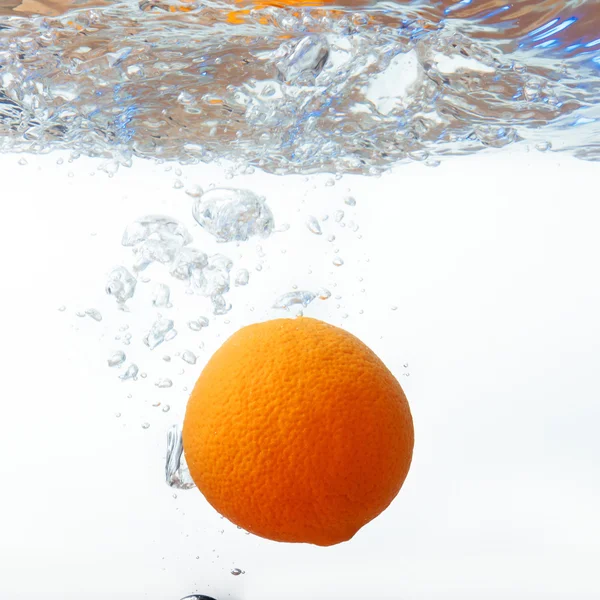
[{"left": 1, "top": 0, "right": 598, "bottom": 172}]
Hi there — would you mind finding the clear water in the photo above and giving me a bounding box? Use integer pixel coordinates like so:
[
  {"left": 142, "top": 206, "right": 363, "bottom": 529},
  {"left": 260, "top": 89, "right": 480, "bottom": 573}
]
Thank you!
[
  {"left": 1, "top": 0, "right": 599, "bottom": 174},
  {"left": 2, "top": 2, "right": 600, "bottom": 599}
]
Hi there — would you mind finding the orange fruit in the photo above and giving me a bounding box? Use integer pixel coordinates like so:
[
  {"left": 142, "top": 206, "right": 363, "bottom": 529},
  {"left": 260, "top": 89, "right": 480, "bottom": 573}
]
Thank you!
[{"left": 183, "top": 317, "right": 414, "bottom": 546}]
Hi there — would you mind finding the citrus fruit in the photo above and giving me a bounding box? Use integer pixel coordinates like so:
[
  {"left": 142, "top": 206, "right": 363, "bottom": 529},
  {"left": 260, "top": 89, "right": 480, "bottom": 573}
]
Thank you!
[{"left": 182, "top": 317, "right": 414, "bottom": 546}]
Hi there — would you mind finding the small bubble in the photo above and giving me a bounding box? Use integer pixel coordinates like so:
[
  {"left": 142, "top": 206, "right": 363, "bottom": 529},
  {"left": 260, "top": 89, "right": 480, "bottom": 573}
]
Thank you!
[
  {"left": 175, "top": 168, "right": 182, "bottom": 176},
  {"left": 144, "top": 317, "right": 176, "bottom": 349},
  {"left": 235, "top": 269, "right": 250, "bottom": 287},
  {"left": 85, "top": 308, "right": 102, "bottom": 322},
  {"left": 140, "top": 373, "right": 147, "bottom": 379},
  {"left": 141, "top": 422, "right": 150, "bottom": 429},
  {"left": 306, "top": 216, "right": 322, "bottom": 235},
  {"left": 332, "top": 257, "right": 344, "bottom": 267},
  {"left": 120, "top": 364, "right": 139, "bottom": 381},
  {"left": 231, "top": 568, "right": 245, "bottom": 576},
  {"left": 344, "top": 196, "right": 357, "bottom": 206},
  {"left": 182, "top": 350, "right": 197, "bottom": 365},
  {"left": 327, "top": 235, "right": 335, "bottom": 242},
  {"left": 273, "top": 290, "right": 316, "bottom": 310},
  {"left": 403, "top": 363, "right": 409, "bottom": 368},
  {"left": 334, "top": 210, "right": 344, "bottom": 223},
  {"left": 56, "top": 157, "right": 64, "bottom": 165},
  {"left": 115, "top": 412, "right": 121, "bottom": 418},
  {"left": 18, "top": 158, "right": 28, "bottom": 166},
  {"left": 108, "top": 351, "right": 126, "bottom": 368},
  {"left": 58, "top": 305, "right": 66, "bottom": 312},
  {"left": 325, "top": 178, "right": 335, "bottom": 187},
  {"left": 68, "top": 171, "right": 74, "bottom": 178},
  {"left": 173, "top": 179, "right": 184, "bottom": 189},
  {"left": 535, "top": 141, "right": 552, "bottom": 152},
  {"left": 152, "top": 283, "right": 171, "bottom": 308},
  {"left": 391, "top": 305, "right": 398, "bottom": 311},
  {"left": 155, "top": 378, "right": 173, "bottom": 389},
  {"left": 185, "top": 184, "right": 204, "bottom": 198},
  {"left": 162, "top": 405, "right": 171, "bottom": 413}
]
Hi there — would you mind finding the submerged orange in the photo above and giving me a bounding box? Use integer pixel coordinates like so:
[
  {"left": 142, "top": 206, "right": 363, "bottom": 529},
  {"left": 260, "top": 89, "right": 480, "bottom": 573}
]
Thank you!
[{"left": 183, "top": 317, "right": 414, "bottom": 546}]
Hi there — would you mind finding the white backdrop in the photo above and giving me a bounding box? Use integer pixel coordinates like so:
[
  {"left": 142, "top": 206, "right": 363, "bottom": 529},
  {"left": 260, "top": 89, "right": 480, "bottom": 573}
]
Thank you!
[{"left": 0, "top": 148, "right": 598, "bottom": 600}]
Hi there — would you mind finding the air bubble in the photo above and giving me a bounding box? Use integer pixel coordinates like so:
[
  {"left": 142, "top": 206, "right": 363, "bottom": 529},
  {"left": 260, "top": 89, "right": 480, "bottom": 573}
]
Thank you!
[
  {"left": 235, "top": 269, "right": 250, "bottom": 286},
  {"left": 273, "top": 290, "right": 316, "bottom": 310},
  {"left": 108, "top": 351, "right": 126, "bottom": 367},
  {"left": 182, "top": 350, "right": 197, "bottom": 365},
  {"left": 306, "top": 216, "right": 322, "bottom": 235},
  {"left": 120, "top": 364, "right": 139, "bottom": 381},
  {"left": 155, "top": 378, "right": 173, "bottom": 389},
  {"left": 85, "top": 308, "right": 102, "bottom": 322}
]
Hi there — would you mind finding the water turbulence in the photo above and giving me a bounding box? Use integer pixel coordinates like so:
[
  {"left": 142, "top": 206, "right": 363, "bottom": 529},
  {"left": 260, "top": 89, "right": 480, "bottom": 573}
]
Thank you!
[{"left": 1, "top": 0, "right": 599, "bottom": 173}]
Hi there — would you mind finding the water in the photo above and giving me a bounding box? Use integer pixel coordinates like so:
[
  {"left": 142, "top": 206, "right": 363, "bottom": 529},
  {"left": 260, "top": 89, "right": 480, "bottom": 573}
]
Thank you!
[
  {"left": 2, "top": 1, "right": 600, "bottom": 599},
  {"left": 1, "top": 0, "right": 599, "bottom": 173}
]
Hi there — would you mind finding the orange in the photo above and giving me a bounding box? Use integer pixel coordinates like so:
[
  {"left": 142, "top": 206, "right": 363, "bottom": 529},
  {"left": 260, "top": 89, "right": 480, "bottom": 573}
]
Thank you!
[{"left": 183, "top": 317, "right": 414, "bottom": 546}]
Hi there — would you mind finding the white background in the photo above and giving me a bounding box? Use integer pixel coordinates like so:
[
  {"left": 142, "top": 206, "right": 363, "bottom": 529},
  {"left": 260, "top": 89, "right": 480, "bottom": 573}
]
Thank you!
[{"left": 0, "top": 148, "right": 598, "bottom": 600}]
